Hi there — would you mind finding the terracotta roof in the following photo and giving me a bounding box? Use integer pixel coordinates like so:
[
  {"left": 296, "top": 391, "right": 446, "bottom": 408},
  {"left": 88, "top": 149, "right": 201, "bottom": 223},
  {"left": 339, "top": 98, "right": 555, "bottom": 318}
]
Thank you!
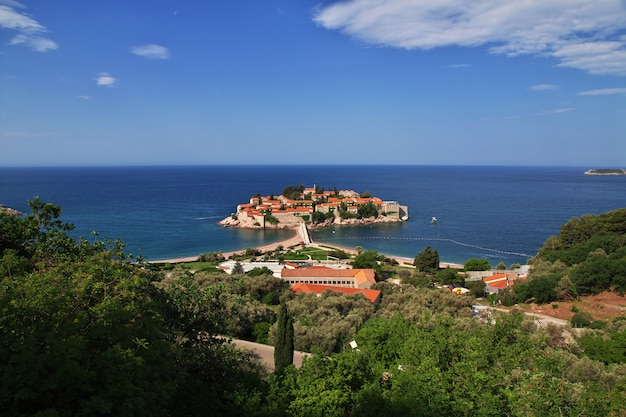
[
  {"left": 353, "top": 269, "right": 376, "bottom": 286},
  {"left": 291, "top": 283, "right": 381, "bottom": 303},
  {"left": 483, "top": 273, "right": 519, "bottom": 289},
  {"left": 282, "top": 266, "right": 370, "bottom": 279}
]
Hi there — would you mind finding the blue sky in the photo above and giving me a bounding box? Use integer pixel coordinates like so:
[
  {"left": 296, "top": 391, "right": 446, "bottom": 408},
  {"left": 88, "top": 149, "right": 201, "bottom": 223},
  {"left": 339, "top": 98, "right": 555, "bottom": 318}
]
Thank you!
[{"left": 1, "top": 0, "right": 625, "bottom": 167}]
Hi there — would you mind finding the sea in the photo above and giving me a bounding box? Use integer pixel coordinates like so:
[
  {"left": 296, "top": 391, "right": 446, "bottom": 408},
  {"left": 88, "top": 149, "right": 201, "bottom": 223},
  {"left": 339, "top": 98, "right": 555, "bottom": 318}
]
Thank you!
[{"left": 1, "top": 165, "right": 625, "bottom": 266}]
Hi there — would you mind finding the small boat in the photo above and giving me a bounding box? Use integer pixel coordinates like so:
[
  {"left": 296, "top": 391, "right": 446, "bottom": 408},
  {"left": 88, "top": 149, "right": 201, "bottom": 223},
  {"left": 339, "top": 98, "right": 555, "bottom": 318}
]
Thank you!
[{"left": 431, "top": 216, "right": 438, "bottom": 224}]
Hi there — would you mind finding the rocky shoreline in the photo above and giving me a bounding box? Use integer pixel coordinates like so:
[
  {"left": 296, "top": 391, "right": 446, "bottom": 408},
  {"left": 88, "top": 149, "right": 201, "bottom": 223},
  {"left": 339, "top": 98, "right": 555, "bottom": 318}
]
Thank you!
[
  {"left": 0, "top": 205, "right": 22, "bottom": 216},
  {"left": 218, "top": 213, "right": 405, "bottom": 230}
]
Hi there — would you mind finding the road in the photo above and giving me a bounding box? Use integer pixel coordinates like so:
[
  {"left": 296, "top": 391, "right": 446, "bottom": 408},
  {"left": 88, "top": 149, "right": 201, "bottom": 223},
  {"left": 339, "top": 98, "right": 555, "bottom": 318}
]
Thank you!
[
  {"left": 486, "top": 306, "right": 569, "bottom": 327},
  {"left": 230, "top": 339, "right": 310, "bottom": 372}
]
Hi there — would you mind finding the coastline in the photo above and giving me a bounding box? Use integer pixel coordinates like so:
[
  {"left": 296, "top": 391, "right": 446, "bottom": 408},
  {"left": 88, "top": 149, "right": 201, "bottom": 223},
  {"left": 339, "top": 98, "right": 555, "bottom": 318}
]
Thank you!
[
  {"left": 148, "top": 230, "right": 463, "bottom": 269},
  {"left": 147, "top": 230, "right": 304, "bottom": 264}
]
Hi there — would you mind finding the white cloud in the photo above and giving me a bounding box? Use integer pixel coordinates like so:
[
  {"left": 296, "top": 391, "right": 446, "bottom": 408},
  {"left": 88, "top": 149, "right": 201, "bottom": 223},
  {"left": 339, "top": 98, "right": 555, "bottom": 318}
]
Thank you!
[
  {"left": 77, "top": 95, "right": 90, "bottom": 100},
  {"left": 537, "top": 107, "right": 575, "bottom": 116},
  {"left": 530, "top": 84, "right": 559, "bottom": 91},
  {"left": 313, "top": 0, "right": 626, "bottom": 76},
  {"left": 0, "top": 4, "right": 57, "bottom": 52},
  {"left": 9, "top": 33, "right": 57, "bottom": 52},
  {"left": 0, "top": 1, "right": 26, "bottom": 8},
  {"left": 446, "top": 63, "right": 471, "bottom": 68},
  {"left": 577, "top": 88, "right": 626, "bottom": 96},
  {"left": 130, "top": 44, "right": 170, "bottom": 60},
  {"left": 95, "top": 72, "right": 116, "bottom": 87}
]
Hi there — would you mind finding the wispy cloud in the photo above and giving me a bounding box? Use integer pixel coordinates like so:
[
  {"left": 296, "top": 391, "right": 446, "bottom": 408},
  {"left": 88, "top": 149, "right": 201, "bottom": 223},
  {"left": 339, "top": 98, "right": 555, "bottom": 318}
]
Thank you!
[
  {"left": 0, "top": 1, "right": 26, "bottom": 9},
  {"left": 77, "top": 95, "right": 90, "bottom": 100},
  {"left": 577, "top": 88, "right": 626, "bottom": 96},
  {"left": 95, "top": 72, "right": 116, "bottom": 87},
  {"left": 446, "top": 63, "right": 471, "bottom": 68},
  {"left": 537, "top": 107, "right": 575, "bottom": 116},
  {"left": 314, "top": 0, "right": 626, "bottom": 76},
  {"left": 529, "top": 84, "right": 559, "bottom": 91},
  {"left": 0, "top": 4, "right": 58, "bottom": 52},
  {"left": 130, "top": 44, "right": 170, "bottom": 60}
]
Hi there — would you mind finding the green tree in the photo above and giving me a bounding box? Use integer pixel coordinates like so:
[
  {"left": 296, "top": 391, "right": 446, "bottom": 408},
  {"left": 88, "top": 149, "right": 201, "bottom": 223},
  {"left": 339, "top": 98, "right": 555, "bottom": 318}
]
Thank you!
[
  {"left": 0, "top": 249, "right": 176, "bottom": 416},
  {"left": 232, "top": 260, "right": 245, "bottom": 274},
  {"left": 464, "top": 258, "right": 491, "bottom": 271},
  {"left": 436, "top": 267, "right": 463, "bottom": 285},
  {"left": 274, "top": 301, "right": 294, "bottom": 375},
  {"left": 0, "top": 196, "right": 77, "bottom": 262},
  {"left": 353, "top": 249, "right": 380, "bottom": 270},
  {"left": 357, "top": 201, "right": 379, "bottom": 218},
  {"left": 413, "top": 246, "right": 440, "bottom": 274}
]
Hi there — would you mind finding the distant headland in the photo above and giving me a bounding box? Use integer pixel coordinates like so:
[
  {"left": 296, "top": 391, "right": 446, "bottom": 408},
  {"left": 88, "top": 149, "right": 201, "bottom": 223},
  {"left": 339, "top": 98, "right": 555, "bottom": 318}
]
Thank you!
[
  {"left": 0, "top": 204, "right": 21, "bottom": 216},
  {"left": 219, "top": 184, "right": 408, "bottom": 229},
  {"left": 584, "top": 169, "right": 626, "bottom": 176}
]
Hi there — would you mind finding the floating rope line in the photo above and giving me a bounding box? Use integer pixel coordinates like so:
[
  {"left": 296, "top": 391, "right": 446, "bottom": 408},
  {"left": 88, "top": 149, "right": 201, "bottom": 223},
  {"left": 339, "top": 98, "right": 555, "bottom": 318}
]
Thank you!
[{"left": 317, "top": 236, "right": 533, "bottom": 258}]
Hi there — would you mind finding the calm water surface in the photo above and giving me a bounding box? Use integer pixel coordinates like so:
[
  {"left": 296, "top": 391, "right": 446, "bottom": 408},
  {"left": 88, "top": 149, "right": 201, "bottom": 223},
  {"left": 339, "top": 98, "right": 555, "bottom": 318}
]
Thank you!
[{"left": 1, "top": 165, "right": 624, "bottom": 265}]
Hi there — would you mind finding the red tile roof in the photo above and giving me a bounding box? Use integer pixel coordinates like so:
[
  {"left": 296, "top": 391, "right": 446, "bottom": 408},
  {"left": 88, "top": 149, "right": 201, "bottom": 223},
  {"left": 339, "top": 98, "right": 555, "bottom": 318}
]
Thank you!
[
  {"left": 281, "top": 266, "right": 376, "bottom": 287},
  {"left": 483, "top": 273, "right": 519, "bottom": 288},
  {"left": 291, "top": 283, "right": 381, "bottom": 303}
]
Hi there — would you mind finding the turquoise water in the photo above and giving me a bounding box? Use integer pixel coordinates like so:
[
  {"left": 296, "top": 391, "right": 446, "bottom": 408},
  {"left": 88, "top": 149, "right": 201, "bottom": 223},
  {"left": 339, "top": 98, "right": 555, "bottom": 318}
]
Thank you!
[{"left": 1, "top": 165, "right": 624, "bottom": 265}]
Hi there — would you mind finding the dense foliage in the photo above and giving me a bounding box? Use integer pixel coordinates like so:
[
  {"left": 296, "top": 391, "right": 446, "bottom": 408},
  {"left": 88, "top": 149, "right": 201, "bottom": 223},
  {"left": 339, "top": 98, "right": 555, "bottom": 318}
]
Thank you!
[
  {"left": 463, "top": 257, "right": 491, "bottom": 271},
  {"left": 0, "top": 201, "right": 266, "bottom": 416},
  {"left": 3, "top": 201, "right": 626, "bottom": 416},
  {"left": 510, "top": 208, "right": 626, "bottom": 304}
]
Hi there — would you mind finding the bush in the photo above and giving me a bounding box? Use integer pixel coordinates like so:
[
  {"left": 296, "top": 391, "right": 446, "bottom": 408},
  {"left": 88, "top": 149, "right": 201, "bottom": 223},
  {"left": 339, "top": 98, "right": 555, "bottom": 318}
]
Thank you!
[
  {"left": 262, "top": 291, "right": 280, "bottom": 305},
  {"left": 464, "top": 258, "right": 491, "bottom": 271},
  {"left": 253, "top": 322, "right": 272, "bottom": 344},
  {"left": 198, "top": 252, "right": 225, "bottom": 263},
  {"left": 590, "top": 320, "right": 608, "bottom": 330},
  {"left": 571, "top": 311, "right": 593, "bottom": 328}
]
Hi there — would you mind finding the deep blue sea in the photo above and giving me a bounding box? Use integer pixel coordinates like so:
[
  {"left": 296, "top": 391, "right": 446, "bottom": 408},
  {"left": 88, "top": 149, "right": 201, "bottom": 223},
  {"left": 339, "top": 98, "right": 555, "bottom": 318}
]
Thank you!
[{"left": 1, "top": 166, "right": 625, "bottom": 266}]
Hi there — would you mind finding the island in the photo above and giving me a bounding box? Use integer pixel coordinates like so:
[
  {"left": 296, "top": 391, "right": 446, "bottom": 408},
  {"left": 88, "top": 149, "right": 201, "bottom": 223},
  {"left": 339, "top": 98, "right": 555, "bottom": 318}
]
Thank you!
[
  {"left": 584, "top": 168, "right": 626, "bottom": 176},
  {"left": 219, "top": 184, "right": 408, "bottom": 230}
]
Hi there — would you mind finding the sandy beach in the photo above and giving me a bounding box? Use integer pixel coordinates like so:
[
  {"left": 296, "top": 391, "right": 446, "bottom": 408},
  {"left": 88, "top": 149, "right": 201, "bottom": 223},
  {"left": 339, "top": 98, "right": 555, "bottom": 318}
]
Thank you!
[
  {"left": 148, "top": 230, "right": 304, "bottom": 264},
  {"left": 148, "top": 228, "right": 462, "bottom": 269}
]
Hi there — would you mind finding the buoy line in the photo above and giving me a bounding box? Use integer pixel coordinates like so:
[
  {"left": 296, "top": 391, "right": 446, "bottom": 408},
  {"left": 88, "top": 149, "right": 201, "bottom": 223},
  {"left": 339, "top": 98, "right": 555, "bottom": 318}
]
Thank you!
[{"left": 317, "top": 236, "right": 533, "bottom": 258}]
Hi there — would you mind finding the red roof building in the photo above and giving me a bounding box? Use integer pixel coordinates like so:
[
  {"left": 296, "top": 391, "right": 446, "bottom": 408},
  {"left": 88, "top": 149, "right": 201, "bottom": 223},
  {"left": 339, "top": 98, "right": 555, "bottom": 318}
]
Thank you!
[
  {"left": 483, "top": 273, "right": 520, "bottom": 294},
  {"left": 291, "top": 283, "right": 381, "bottom": 303},
  {"left": 281, "top": 266, "right": 376, "bottom": 289}
]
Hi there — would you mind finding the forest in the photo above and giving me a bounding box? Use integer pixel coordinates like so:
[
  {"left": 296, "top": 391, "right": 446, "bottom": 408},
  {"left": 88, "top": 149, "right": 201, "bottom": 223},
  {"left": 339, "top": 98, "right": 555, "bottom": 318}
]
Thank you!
[
  {"left": 493, "top": 208, "right": 626, "bottom": 306},
  {"left": 1, "top": 200, "right": 626, "bottom": 416}
]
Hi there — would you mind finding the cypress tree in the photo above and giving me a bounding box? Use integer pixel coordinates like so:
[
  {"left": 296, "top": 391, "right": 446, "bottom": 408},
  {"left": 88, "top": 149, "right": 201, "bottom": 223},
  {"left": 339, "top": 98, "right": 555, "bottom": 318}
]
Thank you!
[{"left": 274, "top": 301, "right": 294, "bottom": 375}]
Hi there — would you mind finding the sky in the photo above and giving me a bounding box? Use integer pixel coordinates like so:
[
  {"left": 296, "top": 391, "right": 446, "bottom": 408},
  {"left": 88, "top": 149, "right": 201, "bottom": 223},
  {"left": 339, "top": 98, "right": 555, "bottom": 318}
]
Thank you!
[{"left": 1, "top": 0, "right": 625, "bottom": 167}]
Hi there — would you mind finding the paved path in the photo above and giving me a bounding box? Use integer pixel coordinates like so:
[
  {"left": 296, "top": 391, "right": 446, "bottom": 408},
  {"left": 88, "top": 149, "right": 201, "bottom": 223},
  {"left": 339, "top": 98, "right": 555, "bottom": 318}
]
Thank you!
[
  {"left": 488, "top": 306, "right": 569, "bottom": 327},
  {"left": 230, "top": 339, "right": 310, "bottom": 372}
]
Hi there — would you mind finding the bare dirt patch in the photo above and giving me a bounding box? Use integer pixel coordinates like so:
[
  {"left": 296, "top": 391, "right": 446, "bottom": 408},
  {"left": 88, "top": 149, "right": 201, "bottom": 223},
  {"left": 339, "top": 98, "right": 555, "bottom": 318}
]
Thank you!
[{"left": 516, "top": 291, "right": 626, "bottom": 323}]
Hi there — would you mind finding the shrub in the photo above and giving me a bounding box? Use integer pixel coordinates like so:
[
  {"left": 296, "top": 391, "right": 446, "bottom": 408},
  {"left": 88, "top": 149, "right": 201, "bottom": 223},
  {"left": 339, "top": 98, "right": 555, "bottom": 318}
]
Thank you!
[
  {"left": 590, "top": 320, "right": 608, "bottom": 330},
  {"left": 464, "top": 258, "right": 491, "bottom": 271},
  {"left": 253, "top": 322, "right": 271, "bottom": 344},
  {"left": 571, "top": 311, "right": 593, "bottom": 328},
  {"left": 262, "top": 291, "right": 280, "bottom": 305}
]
